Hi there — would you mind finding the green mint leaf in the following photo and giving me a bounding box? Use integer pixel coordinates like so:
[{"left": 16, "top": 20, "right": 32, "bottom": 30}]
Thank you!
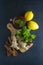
[{"left": 31, "top": 34, "right": 36, "bottom": 39}]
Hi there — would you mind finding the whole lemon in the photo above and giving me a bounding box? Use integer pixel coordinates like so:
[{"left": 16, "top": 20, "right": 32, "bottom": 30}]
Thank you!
[
  {"left": 24, "top": 11, "right": 34, "bottom": 21},
  {"left": 28, "top": 21, "right": 39, "bottom": 30}
]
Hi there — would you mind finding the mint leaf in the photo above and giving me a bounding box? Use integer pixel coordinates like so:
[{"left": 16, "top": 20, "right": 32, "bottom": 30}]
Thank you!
[{"left": 31, "top": 34, "right": 36, "bottom": 39}]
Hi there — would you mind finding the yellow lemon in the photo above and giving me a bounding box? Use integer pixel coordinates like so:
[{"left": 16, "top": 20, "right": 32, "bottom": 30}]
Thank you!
[
  {"left": 24, "top": 11, "right": 34, "bottom": 21},
  {"left": 28, "top": 21, "right": 39, "bottom": 30}
]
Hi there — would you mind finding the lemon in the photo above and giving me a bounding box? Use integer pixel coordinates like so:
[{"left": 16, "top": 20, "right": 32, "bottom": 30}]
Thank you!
[
  {"left": 24, "top": 11, "right": 34, "bottom": 21},
  {"left": 28, "top": 21, "right": 39, "bottom": 30}
]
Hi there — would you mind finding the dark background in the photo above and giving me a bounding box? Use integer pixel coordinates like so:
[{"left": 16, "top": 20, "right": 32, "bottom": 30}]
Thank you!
[{"left": 0, "top": 0, "right": 43, "bottom": 65}]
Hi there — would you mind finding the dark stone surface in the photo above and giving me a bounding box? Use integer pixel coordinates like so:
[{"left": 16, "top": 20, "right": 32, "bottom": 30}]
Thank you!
[{"left": 0, "top": 0, "right": 43, "bottom": 65}]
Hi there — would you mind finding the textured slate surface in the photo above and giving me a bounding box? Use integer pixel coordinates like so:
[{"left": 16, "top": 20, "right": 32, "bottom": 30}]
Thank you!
[{"left": 0, "top": 0, "right": 43, "bottom": 65}]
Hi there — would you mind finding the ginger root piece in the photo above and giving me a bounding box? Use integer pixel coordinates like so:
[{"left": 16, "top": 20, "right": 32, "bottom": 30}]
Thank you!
[
  {"left": 8, "top": 37, "right": 12, "bottom": 44},
  {"left": 4, "top": 42, "right": 18, "bottom": 56},
  {"left": 7, "top": 51, "right": 11, "bottom": 56}
]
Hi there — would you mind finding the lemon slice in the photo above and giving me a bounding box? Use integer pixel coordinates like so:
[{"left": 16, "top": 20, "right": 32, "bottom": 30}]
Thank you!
[
  {"left": 24, "top": 11, "right": 34, "bottom": 21},
  {"left": 28, "top": 21, "right": 39, "bottom": 30}
]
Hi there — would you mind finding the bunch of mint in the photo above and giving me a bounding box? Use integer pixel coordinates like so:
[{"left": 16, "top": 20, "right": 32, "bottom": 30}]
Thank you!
[{"left": 15, "top": 26, "right": 36, "bottom": 43}]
